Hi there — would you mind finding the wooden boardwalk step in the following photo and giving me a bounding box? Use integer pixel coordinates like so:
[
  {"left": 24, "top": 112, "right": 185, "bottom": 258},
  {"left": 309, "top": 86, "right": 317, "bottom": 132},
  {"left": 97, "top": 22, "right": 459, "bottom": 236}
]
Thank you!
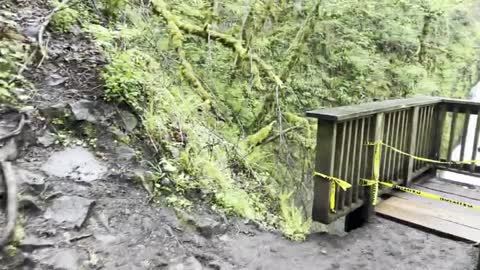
[{"left": 376, "top": 177, "right": 480, "bottom": 243}]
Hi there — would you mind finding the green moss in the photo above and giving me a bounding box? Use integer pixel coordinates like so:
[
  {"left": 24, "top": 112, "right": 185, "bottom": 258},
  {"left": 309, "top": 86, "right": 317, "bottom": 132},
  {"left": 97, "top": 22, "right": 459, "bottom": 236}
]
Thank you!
[{"left": 246, "top": 121, "right": 275, "bottom": 147}]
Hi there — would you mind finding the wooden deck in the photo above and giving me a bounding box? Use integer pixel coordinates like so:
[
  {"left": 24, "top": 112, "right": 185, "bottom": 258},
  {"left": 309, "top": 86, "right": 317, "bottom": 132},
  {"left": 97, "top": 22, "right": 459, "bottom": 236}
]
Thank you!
[{"left": 376, "top": 175, "right": 480, "bottom": 243}]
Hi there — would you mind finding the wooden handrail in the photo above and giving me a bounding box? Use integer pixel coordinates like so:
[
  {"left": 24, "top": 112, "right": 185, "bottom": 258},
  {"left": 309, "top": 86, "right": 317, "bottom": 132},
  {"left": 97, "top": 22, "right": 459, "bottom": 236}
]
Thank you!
[{"left": 306, "top": 96, "right": 441, "bottom": 121}]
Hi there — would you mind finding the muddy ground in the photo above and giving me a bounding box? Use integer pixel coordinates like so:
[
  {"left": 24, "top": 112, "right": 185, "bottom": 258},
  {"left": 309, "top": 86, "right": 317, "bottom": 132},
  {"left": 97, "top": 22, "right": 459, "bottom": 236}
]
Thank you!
[{"left": 0, "top": 1, "right": 478, "bottom": 269}]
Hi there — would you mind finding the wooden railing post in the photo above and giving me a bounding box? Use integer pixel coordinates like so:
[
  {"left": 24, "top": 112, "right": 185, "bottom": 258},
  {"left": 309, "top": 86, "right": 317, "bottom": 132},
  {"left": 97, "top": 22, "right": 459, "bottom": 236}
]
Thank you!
[
  {"left": 361, "top": 112, "right": 384, "bottom": 221},
  {"left": 405, "top": 107, "right": 420, "bottom": 185},
  {"left": 312, "top": 120, "right": 337, "bottom": 223}
]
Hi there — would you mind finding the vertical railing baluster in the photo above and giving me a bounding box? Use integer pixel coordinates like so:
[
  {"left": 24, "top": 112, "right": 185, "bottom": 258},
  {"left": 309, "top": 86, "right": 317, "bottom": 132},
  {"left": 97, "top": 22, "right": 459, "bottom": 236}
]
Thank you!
[
  {"left": 447, "top": 108, "right": 459, "bottom": 163},
  {"left": 391, "top": 111, "right": 403, "bottom": 182},
  {"left": 348, "top": 119, "right": 359, "bottom": 206},
  {"left": 425, "top": 106, "right": 435, "bottom": 159},
  {"left": 417, "top": 107, "right": 427, "bottom": 169},
  {"left": 460, "top": 109, "right": 470, "bottom": 162},
  {"left": 382, "top": 114, "right": 391, "bottom": 180},
  {"left": 405, "top": 107, "right": 420, "bottom": 185},
  {"left": 471, "top": 109, "right": 480, "bottom": 173},
  {"left": 386, "top": 112, "right": 397, "bottom": 181},
  {"left": 355, "top": 118, "right": 365, "bottom": 202},
  {"left": 432, "top": 103, "right": 446, "bottom": 161},
  {"left": 414, "top": 108, "right": 422, "bottom": 170},
  {"left": 341, "top": 121, "right": 353, "bottom": 208},
  {"left": 336, "top": 122, "right": 347, "bottom": 212},
  {"left": 401, "top": 109, "right": 409, "bottom": 180},
  {"left": 361, "top": 117, "right": 372, "bottom": 201}
]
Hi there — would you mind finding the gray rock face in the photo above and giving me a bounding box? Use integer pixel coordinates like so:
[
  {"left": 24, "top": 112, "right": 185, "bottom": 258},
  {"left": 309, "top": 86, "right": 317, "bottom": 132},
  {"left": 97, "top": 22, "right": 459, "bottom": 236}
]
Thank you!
[
  {"left": 36, "top": 248, "right": 87, "bottom": 270},
  {"left": 44, "top": 196, "right": 94, "bottom": 229},
  {"left": 16, "top": 167, "right": 45, "bottom": 194},
  {"left": 41, "top": 147, "right": 107, "bottom": 183},
  {"left": 166, "top": 256, "right": 203, "bottom": 270},
  {"left": 20, "top": 236, "right": 55, "bottom": 252}
]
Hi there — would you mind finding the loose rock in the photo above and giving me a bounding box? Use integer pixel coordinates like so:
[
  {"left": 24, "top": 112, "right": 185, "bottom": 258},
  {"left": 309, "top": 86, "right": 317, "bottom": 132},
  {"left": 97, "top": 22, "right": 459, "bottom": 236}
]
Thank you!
[
  {"left": 70, "top": 100, "right": 98, "bottom": 123},
  {"left": 44, "top": 196, "right": 94, "bottom": 229},
  {"left": 187, "top": 215, "right": 226, "bottom": 239},
  {"left": 166, "top": 256, "right": 203, "bottom": 270},
  {"left": 38, "top": 248, "right": 86, "bottom": 270},
  {"left": 37, "top": 131, "right": 56, "bottom": 147}
]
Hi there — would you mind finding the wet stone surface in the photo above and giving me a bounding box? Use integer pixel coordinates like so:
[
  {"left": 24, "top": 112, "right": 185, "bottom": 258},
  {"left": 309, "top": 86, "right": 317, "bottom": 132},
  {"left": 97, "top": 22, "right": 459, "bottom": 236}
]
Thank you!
[
  {"left": 44, "top": 196, "right": 94, "bottom": 229},
  {"left": 41, "top": 147, "right": 107, "bottom": 183}
]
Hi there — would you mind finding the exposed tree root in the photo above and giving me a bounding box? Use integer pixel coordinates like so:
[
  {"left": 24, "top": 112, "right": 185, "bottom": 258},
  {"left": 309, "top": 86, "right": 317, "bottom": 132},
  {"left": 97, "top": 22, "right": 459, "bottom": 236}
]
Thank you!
[
  {"left": 37, "top": 0, "right": 72, "bottom": 66},
  {"left": 0, "top": 161, "right": 17, "bottom": 248}
]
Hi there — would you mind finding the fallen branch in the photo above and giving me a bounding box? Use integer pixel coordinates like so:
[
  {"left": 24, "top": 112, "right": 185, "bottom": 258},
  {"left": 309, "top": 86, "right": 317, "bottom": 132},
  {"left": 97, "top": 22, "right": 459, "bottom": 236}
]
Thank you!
[
  {"left": 261, "top": 126, "right": 303, "bottom": 145},
  {"left": 151, "top": 0, "right": 212, "bottom": 103},
  {"left": 152, "top": 0, "right": 283, "bottom": 88},
  {"left": 37, "top": 0, "right": 72, "bottom": 66}
]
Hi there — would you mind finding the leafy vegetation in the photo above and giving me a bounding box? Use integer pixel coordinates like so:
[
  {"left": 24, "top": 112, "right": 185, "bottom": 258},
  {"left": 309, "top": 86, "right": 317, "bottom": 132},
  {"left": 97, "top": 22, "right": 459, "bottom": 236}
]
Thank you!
[
  {"left": 51, "top": 1, "right": 81, "bottom": 32},
  {"left": 73, "top": 0, "right": 480, "bottom": 240},
  {"left": 0, "top": 11, "right": 29, "bottom": 104}
]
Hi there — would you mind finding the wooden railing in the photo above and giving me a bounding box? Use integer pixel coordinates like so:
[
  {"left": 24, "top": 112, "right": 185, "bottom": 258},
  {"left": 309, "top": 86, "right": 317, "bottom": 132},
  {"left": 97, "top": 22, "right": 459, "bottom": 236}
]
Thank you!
[{"left": 307, "top": 97, "right": 480, "bottom": 225}]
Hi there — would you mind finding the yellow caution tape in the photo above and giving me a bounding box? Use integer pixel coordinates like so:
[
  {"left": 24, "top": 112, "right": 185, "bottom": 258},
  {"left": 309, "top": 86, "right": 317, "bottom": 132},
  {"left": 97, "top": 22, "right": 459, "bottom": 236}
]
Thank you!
[
  {"left": 361, "top": 179, "right": 480, "bottom": 210},
  {"left": 314, "top": 172, "right": 352, "bottom": 213},
  {"left": 367, "top": 141, "right": 480, "bottom": 165}
]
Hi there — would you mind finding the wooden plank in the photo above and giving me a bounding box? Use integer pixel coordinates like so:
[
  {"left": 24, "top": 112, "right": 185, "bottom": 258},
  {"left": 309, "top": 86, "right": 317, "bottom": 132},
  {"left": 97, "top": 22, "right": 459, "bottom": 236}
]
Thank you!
[
  {"left": 393, "top": 187, "right": 480, "bottom": 219},
  {"left": 413, "top": 178, "right": 480, "bottom": 203},
  {"left": 376, "top": 196, "right": 480, "bottom": 243}
]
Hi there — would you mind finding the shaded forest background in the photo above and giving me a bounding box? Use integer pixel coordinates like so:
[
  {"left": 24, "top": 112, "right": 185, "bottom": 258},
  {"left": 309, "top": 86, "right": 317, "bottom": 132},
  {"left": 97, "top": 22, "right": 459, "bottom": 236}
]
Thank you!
[{"left": 2, "top": 0, "right": 480, "bottom": 240}]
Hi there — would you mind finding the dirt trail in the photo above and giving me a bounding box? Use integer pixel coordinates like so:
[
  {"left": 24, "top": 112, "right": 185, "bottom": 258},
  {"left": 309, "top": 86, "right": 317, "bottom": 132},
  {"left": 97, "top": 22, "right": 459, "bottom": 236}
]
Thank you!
[{"left": 0, "top": 1, "right": 478, "bottom": 269}]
